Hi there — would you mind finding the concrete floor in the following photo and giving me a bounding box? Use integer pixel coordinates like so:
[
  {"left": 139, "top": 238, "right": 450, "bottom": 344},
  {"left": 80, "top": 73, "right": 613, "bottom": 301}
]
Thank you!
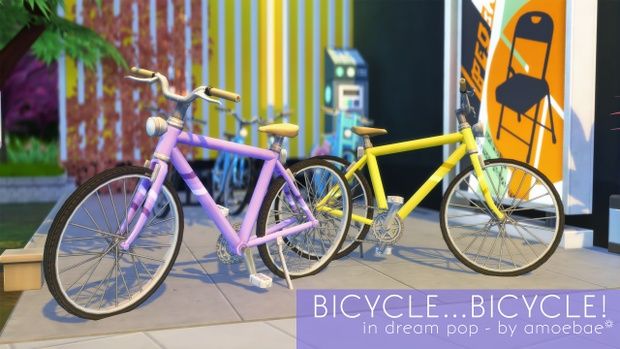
[{"left": 1, "top": 206, "right": 619, "bottom": 348}]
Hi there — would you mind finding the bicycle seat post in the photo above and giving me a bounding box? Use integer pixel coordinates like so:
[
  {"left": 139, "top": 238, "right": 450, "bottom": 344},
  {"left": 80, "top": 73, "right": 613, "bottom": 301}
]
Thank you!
[
  {"left": 270, "top": 135, "right": 289, "bottom": 164},
  {"left": 270, "top": 136, "right": 284, "bottom": 153},
  {"left": 362, "top": 135, "right": 373, "bottom": 148},
  {"left": 354, "top": 135, "right": 372, "bottom": 159}
]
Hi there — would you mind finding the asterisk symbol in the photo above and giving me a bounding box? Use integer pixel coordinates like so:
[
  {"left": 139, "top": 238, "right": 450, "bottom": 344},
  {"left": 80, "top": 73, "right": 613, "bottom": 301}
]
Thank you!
[{"left": 604, "top": 319, "right": 614, "bottom": 328}]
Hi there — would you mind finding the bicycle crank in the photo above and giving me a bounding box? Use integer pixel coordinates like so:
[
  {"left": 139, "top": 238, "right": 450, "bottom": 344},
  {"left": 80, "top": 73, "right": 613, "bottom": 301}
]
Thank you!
[{"left": 371, "top": 212, "right": 404, "bottom": 245}]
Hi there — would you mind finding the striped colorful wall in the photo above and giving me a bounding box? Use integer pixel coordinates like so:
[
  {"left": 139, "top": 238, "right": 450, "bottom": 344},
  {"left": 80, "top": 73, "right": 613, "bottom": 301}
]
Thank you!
[{"left": 58, "top": 0, "right": 354, "bottom": 166}]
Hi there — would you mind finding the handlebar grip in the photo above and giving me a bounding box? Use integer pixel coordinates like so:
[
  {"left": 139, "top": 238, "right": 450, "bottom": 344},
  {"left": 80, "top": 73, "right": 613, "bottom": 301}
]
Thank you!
[
  {"left": 130, "top": 66, "right": 156, "bottom": 78},
  {"left": 459, "top": 78, "right": 467, "bottom": 93},
  {"left": 205, "top": 86, "right": 241, "bottom": 103}
]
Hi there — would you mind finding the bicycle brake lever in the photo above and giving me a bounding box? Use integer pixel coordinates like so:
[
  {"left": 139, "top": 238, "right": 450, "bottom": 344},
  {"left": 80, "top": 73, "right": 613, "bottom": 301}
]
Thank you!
[{"left": 195, "top": 90, "right": 222, "bottom": 105}]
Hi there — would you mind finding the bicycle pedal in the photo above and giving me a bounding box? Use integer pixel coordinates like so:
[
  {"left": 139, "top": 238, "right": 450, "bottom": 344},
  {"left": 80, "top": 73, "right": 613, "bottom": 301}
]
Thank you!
[
  {"left": 249, "top": 273, "right": 273, "bottom": 289},
  {"left": 383, "top": 246, "right": 393, "bottom": 255}
]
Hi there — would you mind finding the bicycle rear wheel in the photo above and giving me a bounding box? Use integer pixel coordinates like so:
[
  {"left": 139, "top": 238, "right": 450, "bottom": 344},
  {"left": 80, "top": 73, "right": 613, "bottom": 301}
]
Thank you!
[
  {"left": 440, "top": 158, "right": 564, "bottom": 276},
  {"left": 222, "top": 156, "right": 255, "bottom": 215},
  {"left": 44, "top": 166, "right": 183, "bottom": 319},
  {"left": 256, "top": 159, "right": 352, "bottom": 278}
]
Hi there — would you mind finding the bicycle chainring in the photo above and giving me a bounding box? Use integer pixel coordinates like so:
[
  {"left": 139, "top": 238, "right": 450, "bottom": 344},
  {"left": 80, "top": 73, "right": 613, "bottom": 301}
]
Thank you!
[
  {"left": 216, "top": 223, "right": 243, "bottom": 264},
  {"left": 371, "top": 212, "right": 404, "bottom": 245}
]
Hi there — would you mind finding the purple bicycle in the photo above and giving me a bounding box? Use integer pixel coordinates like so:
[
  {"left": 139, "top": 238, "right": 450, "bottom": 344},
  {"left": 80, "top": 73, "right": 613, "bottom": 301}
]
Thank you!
[{"left": 43, "top": 67, "right": 352, "bottom": 319}]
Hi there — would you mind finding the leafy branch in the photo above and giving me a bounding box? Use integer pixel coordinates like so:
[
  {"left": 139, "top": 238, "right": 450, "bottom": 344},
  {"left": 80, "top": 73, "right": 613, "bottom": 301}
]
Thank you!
[{"left": 0, "top": 0, "right": 126, "bottom": 70}]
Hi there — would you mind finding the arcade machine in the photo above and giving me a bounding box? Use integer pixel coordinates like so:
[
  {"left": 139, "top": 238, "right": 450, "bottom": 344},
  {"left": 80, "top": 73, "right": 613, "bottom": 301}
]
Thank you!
[{"left": 316, "top": 48, "right": 369, "bottom": 162}]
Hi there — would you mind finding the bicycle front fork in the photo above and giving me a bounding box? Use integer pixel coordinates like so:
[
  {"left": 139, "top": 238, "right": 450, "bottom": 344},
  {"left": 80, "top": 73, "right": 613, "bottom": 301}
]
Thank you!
[{"left": 118, "top": 159, "right": 169, "bottom": 250}]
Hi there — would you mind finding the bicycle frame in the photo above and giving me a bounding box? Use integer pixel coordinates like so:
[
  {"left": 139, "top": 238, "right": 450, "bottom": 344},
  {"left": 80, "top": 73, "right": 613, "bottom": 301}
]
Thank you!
[
  {"left": 119, "top": 124, "right": 318, "bottom": 255},
  {"left": 342, "top": 126, "right": 504, "bottom": 226}
]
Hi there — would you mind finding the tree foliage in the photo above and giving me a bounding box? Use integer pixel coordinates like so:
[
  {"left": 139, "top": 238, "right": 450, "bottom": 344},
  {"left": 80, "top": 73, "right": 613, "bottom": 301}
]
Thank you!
[{"left": 0, "top": 0, "right": 126, "bottom": 69}]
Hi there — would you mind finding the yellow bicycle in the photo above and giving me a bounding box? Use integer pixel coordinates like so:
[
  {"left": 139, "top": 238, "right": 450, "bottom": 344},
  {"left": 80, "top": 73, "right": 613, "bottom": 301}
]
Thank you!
[{"left": 318, "top": 79, "right": 564, "bottom": 276}]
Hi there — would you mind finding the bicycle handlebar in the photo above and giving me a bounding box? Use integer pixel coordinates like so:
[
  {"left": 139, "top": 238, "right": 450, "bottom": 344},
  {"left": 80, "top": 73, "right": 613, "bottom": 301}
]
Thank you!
[
  {"left": 216, "top": 106, "right": 262, "bottom": 125},
  {"left": 459, "top": 78, "right": 467, "bottom": 94},
  {"left": 458, "top": 78, "right": 478, "bottom": 125},
  {"left": 322, "top": 106, "right": 364, "bottom": 116},
  {"left": 205, "top": 86, "right": 241, "bottom": 103},
  {"left": 130, "top": 67, "right": 156, "bottom": 78},
  {"left": 127, "top": 66, "right": 241, "bottom": 105}
]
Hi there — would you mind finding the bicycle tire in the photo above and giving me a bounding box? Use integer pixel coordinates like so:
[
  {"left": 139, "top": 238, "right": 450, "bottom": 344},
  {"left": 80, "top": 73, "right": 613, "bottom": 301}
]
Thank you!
[
  {"left": 440, "top": 158, "right": 564, "bottom": 276},
  {"left": 256, "top": 158, "right": 352, "bottom": 278},
  {"left": 44, "top": 166, "right": 183, "bottom": 319}
]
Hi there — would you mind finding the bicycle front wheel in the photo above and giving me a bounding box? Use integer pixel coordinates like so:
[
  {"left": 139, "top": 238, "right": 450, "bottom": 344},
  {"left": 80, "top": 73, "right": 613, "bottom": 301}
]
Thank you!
[
  {"left": 315, "top": 155, "right": 374, "bottom": 259},
  {"left": 257, "top": 159, "right": 352, "bottom": 278},
  {"left": 44, "top": 166, "right": 183, "bottom": 319},
  {"left": 440, "top": 158, "right": 564, "bottom": 276}
]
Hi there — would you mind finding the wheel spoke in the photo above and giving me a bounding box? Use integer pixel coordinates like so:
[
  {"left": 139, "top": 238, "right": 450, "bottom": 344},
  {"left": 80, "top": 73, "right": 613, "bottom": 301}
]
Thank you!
[
  {"left": 50, "top": 170, "right": 181, "bottom": 317},
  {"left": 443, "top": 162, "right": 561, "bottom": 275}
]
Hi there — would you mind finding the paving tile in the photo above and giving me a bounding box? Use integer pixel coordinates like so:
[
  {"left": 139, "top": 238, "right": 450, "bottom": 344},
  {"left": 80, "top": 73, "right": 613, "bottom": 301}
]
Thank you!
[
  {"left": 266, "top": 318, "right": 296, "bottom": 337},
  {"left": 189, "top": 246, "right": 416, "bottom": 321},
  {"left": 357, "top": 256, "right": 601, "bottom": 290},
  {"left": 42, "top": 333, "right": 160, "bottom": 349},
  {"left": 3, "top": 206, "right": 619, "bottom": 346},
  {"left": 0, "top": 246, "right": 238, "bottom": 343},
  {"left": 541, "top": 248, "right": 620, "bottom": 288},
  {"left": 11, "top": 336, "right": 106, "bottom": 349},
  {"left": 148, "top": 322, "right": 295, "bottom": 349}
]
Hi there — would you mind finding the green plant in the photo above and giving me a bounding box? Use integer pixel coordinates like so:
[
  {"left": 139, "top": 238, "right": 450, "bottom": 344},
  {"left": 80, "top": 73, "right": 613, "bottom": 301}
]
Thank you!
[
  {"left": 6, "top": 136, "right": 58, "bottom": 164},
  {"left": 0, "top": 0, "right": 126, "bottom": 69},
  {"left": 0, "top": 163, "right": 64, "bottom": 176},
  {"left": 0, "top": 0, "right": 127, "bottom": 163}
]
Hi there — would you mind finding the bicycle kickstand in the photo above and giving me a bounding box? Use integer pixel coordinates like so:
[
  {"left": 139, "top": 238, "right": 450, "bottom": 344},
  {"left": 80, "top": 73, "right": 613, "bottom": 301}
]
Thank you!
[
  {"left": 358, "top": 240, "right": 364, "bottom": 259},
  {"left": 276, "top": 236, "right": 294, "bottom": 290}
]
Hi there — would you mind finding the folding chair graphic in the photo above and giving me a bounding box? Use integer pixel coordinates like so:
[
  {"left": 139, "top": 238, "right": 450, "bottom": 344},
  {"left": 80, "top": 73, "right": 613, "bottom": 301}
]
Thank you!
[{"left": 495, "top": 11, "right": 557, "bottom": 164}]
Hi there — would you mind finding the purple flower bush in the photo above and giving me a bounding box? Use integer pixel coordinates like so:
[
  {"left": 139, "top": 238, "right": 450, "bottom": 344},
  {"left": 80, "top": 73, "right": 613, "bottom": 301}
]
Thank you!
[{"left": 3, "top": 54, "right": 58, "bottom": 139}]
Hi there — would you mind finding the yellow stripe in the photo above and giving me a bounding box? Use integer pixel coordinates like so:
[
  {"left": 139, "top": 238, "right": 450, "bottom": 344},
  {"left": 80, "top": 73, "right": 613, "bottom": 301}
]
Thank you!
[
  {"left": 242, "top": 0, "right": 252, "bottom": 145},
  {"left": 225, "top": 0, "right": 236, "bottom": 135},
  {"left": 192, "top": 65, "right": 203, "bottom": 158},
  {"left": 65, "top": 57, "right": 77, "bottom": 99},
  {"left": 259, "top": 0, "right": 268, "bottom": 148},
  {"left": 289, "top": 0, "right": 299, "bottom": 157},
  {"left": 304, "top": 0, "right": 313, "bottom": 155},
  {"left": 65, "top": 0, "right": 76, "bottom": 21},
  {"left": 274, "top": 0, "right": 283, "bottom": 120},
  {"left": 335, "top": 0, "right": 343, "bottom": 47},
  {"left": 348, "top": 0, "right": 354, "bottom": 46},
  {"left": 320, "top": 0, "right": 328, "bottom": 150},
  {"left": 64, "top": 0, "right": 77, "bottom": 99},
  {"left": 208, "top": 0, "right": 220, "bottom": 158}
]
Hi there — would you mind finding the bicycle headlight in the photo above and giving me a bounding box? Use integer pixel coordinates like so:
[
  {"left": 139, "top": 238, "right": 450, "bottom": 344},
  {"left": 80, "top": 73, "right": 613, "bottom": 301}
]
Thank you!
[
  {"left": 146, "top": 116, "right": 168, "bottom": 137},
  {"left": 344, "top": 128, "right": 352, "bottom": 139},
  {"left": 240, "top": 127, "right": 248, "bottom": 138}
]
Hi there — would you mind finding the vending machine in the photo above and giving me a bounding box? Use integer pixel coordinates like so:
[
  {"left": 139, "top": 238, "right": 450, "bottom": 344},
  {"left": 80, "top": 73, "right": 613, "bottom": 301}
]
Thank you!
[{"left": 320, "top": 48, "right": 369, "bottom": 162}]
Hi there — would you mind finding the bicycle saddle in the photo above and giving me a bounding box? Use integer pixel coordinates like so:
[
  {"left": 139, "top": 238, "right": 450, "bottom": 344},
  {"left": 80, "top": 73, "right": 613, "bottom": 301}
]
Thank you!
[
  {"left": 258, "top": 123, "right": 299, "bottom": 138},
  {"left": 351, "top": 126, "right": 387, "bottom": 137}
]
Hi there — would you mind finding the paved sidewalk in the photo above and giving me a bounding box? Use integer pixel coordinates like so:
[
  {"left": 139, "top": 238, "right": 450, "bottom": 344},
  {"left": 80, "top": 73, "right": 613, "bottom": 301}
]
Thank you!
[
  {"left": 2, "top": 206, "right": 619, "bottom": 347},
  {"left": 1, "top": 319, "right": 297, "bottom": 349}
]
